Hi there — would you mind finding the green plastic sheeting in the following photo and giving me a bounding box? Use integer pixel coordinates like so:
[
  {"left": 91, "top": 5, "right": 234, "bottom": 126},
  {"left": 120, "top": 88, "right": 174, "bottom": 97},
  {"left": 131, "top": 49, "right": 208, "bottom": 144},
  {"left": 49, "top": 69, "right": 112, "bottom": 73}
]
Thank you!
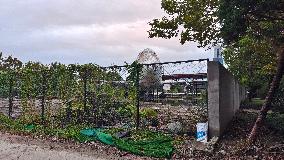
[
  {"left": 80, "top": 128, "right": 95, "bottom": 137},
  {"left": 96, "top": 130, "right": 114, "bottom": 145},
  {"left": 79, "top": 128, "right": 174, "bottom": 159},
  {"left": 79, "top": 128, "right": 114, "bottom": 145},
  {"left": 25, "top": 124, "right": 35, "bottom": 131},
  {"left": 114, "top": 136, "right": 174, "bottom": 159}
]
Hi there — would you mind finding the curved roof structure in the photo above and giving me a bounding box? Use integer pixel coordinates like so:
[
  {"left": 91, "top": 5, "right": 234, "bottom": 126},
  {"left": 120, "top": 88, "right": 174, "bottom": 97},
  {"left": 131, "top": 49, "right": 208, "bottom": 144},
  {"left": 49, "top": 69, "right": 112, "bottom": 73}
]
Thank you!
[
  {"left": 136, "top": 48, "right": 162, "bottom": 89},
  {"left": 137, "top": 48, "right": 161, "bottom": 64}
]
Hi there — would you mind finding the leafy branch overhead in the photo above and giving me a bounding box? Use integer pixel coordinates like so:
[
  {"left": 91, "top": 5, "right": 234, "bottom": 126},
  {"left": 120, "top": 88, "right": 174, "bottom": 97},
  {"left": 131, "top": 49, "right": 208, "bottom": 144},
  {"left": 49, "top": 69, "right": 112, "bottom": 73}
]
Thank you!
[
  {"left": 148, "top": 0, "right": 220, "bottom": 47},
  {"left": 148, "top": 0, "right": 284, "bottom": 46}
]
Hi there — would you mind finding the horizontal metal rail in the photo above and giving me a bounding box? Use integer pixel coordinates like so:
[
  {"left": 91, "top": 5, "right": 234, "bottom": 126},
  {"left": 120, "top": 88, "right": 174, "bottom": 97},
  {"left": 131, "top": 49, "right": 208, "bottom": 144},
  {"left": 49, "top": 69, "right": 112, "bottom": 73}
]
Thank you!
[{"left": 102, "top": 58, "right": 209, "bottom": 69}]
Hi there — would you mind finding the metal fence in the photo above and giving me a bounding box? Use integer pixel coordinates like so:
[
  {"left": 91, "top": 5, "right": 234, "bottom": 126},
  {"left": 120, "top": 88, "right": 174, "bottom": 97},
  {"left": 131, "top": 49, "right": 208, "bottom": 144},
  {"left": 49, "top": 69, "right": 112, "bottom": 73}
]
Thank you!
[{"left": 0, "top": 59, "right": 208, "bottom": 132}]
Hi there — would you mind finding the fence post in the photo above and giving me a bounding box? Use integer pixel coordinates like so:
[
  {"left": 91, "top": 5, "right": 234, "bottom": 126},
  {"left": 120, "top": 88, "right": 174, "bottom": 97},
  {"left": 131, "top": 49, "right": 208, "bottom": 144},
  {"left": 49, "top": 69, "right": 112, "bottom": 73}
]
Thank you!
[
  {"left": 66, "top": 100, "right": 72, "bottom": 124},
  {"left": 83, "top": 69, "right": 88, "bottom": 121},
  {"left": 41, "top": 70, "right": 47, "bottom": 125},
  {"left": 91, "top": 92, "right": 97, "bottom": 126},
  {"left": 135, "top": 64, "right": 140, "bottom": 129},
  {"left": 8, "top": 71, "right": 13, "bottom": 118}
]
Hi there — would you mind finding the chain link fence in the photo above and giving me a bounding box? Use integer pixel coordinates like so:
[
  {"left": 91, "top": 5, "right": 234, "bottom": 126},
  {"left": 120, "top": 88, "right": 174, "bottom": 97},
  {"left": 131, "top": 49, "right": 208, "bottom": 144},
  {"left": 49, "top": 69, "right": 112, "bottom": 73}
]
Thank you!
[{"left": 0, "top": 59, "right": 208, "bottom": 133}]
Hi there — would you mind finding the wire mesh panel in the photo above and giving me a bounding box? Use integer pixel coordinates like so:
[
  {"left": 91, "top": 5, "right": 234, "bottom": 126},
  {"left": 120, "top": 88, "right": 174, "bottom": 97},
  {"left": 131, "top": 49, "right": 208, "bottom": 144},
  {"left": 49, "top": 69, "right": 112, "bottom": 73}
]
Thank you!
[
  {"left": 95, "top": 66, "right": 137, "bottom": 128},
  {"left": 0, "top": 59, "right": 208, "bottom": 134},
  {"left": 138, "top": 59, "right": 208, "bottom": 133},
  {"left": 139, "top": 60, "right": 208, "bottom": 105},
  {"left": 0, "top": 71, "right": 22, "bottom": 118}
]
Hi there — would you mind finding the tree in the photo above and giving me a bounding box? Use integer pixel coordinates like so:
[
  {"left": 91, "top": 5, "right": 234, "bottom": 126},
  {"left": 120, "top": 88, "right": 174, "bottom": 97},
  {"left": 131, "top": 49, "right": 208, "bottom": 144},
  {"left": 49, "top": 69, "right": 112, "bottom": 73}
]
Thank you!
[
  {"left": 219, "top": 0, "right": 284, "bottom": 142},
  {"left": 223, "top": 36, "right": 276, "bottom": 101},
  {"left": 0, "top": 52, "right": 22, "bottom": 70},
  {"left": 148, "top": 0, "right": 220, "bottom": 48},
  {"left": 149, "top": 0, "right": 284, "bottom": 142}
]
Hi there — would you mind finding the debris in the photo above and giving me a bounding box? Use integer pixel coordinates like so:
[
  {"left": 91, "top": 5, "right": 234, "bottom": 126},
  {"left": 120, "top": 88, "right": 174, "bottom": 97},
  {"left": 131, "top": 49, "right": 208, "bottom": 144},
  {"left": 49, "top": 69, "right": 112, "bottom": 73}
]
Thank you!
[
  {"left": 115, "top": 131, "right": 130, "bottom": 139},
  {"left": 167, "top": 121, "right": 183, "bottom": 134}
]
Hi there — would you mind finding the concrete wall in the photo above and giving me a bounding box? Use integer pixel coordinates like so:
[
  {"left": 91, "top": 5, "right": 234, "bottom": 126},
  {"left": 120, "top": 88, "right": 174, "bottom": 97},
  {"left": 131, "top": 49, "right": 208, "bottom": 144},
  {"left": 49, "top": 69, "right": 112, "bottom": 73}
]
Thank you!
[{"left": 207, "top": 61, "right": 246, "bottom": 137}]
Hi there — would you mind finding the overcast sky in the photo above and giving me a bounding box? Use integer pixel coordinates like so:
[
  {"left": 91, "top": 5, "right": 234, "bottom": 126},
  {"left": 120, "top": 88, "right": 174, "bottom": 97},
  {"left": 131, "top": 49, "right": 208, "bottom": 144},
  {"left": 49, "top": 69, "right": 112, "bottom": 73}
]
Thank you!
[{"left": 0, "top": 0, "right": 213, "bottom": 66}]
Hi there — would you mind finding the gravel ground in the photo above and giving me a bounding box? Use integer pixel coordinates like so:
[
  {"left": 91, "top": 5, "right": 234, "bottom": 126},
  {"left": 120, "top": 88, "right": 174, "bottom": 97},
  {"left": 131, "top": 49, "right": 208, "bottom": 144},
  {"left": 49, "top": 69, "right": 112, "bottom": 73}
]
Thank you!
[
  {"left": 0, "top": 140, "right": 105, "bottom": 160},
  {"left": 0, "top": 132, "right": 120, "bottom": 160},
  {"left": 0, "top": 131, "right": 154, "bottom": 160}
]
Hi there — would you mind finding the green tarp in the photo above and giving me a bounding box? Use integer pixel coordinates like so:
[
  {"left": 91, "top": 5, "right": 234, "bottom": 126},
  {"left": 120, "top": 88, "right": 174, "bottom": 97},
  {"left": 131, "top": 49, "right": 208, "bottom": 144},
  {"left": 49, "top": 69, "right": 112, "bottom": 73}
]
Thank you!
[
  {"left": 79, "top": 128, "right": 174, "bottom": 159},
  {"left": 17, "top": 124, "right": 174, "bottom": 159},
  {"left": 25, "top": 124, "right": 35, "bottom": 131},
  {"left": 114, "top": 136, "right": 174, "bottom": 158},
  {"left": 79, "top": 128, "right": 114, "bottom": 145}
]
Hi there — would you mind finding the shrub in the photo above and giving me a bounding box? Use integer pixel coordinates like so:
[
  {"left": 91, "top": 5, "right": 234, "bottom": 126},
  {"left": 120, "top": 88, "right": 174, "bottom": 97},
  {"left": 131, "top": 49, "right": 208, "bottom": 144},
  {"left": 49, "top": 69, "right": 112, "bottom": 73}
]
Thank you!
[
  {"left": 140, "top": 108, "right": 158, "bottom": 119},
  {"left": 266, "top": 112, "right": 284, "bottom": 134}
]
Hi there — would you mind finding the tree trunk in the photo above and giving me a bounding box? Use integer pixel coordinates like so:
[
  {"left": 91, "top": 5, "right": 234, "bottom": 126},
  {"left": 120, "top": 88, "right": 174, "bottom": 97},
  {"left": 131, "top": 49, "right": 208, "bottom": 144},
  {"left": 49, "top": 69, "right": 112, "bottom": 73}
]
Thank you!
[{"left": 248, "top": 46, "right": 284, "bottom": 143}]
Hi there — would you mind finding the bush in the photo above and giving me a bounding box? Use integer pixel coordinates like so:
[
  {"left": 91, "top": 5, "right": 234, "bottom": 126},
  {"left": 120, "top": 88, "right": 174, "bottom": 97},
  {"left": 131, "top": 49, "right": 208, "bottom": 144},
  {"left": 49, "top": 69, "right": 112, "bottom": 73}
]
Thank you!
[
  {"left": 266, "top": 112, "right": 284, "bottom": 134},
  {"left": 140, "top": 108, "right": 158, "bottom": 119},
  {"left": 272, "top": 79, "right": 284, "bottom": 113},
  {"left": 140, "top": 108, "right": 159, "bottom": 127}
]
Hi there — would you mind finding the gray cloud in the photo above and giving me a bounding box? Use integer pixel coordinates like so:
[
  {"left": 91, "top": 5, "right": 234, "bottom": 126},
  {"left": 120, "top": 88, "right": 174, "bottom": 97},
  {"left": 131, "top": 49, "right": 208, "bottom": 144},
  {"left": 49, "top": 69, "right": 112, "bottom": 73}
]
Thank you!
[{"left": 0, "top": 0, "right": 212, "bottom": 66}]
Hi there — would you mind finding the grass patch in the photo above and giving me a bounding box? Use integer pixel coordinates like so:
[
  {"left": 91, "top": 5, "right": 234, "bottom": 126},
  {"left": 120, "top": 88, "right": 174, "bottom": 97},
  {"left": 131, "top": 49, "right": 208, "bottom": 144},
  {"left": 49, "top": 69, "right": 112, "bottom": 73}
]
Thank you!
[{"left": 240, "top": 98, "right": 264, "bottom": 110}]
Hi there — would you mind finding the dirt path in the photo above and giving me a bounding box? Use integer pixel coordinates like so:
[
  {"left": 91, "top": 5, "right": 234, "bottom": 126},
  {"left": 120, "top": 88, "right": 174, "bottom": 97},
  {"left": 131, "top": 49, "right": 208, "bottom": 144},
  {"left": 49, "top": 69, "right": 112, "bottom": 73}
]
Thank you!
[
  {"left": 0, "top": 140, "right": 105, "bottom": 160},
  {"left": 0, "top": 132, "right": 121, "bottom": 160}
]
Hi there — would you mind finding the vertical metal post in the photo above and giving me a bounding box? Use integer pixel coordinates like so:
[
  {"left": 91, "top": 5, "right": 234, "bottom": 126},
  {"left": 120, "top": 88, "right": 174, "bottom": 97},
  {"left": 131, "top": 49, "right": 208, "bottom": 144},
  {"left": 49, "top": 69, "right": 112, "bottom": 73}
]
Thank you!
[
  {"left": 135, "top": 64, "right": 140, "bottom": 129},
  {"left": 83, "top": 70, "right": 88, "bottom": 119},
  {"left": 66, "top": 100, "right": 72, "bottom": 124},
  {"left": 76, "top": 109, "right": 81, "bottom": 123},
  {"left": 8, "top": 72, "right": 13, "bottom": 118},
  {"left": 92, "top": 92, "right": 97, "bottom": 126},
  {"left": 195, "top": 81, "right": 198, "bottom": 104},
  {"left": 41, "top": 70, "right": 47, "bottom": 125},
  {"left": 156, "top": 89, "right": 159, "bottom": 103},
  {"left": 206, "top": 60, "right": 209, "bottom": 116}
]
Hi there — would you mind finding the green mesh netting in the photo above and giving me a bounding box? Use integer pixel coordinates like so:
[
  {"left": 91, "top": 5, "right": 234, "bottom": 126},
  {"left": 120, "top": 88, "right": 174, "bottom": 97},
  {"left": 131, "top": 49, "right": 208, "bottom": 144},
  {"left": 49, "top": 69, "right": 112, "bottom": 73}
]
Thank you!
[
  {"left": 79, "top": 128, "right": 114, "bottom": 145},
  {"left": 24, "top": 124, "right": 35, "bottom": 131},
  {"left": 114, "top": 136, "right": 174, "bottom": 158},
  {"left": 79, "top": 128, "right": 174, "bottom": 158}
]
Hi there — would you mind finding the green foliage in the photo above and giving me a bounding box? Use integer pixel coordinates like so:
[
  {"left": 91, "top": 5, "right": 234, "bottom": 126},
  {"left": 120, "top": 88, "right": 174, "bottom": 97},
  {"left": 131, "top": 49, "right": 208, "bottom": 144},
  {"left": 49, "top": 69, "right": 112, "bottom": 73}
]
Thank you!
[
  {"left": 240, "top": 99, "right": 264, "bottom": 110},
  {"left": 267, "top": 112, "right": 284, "bottom": 134},
  {"left": 0, "top": 112, "right": 90, "bottom": 140},
  {"left": 223, "top": 36, "right": 276, "bottom": 84},
  {"left": 118, "top": 104, "right": 136, "bottom": 120},
  {"left": 126, "top": 60, "right": 142, "bottom": 85},
  {"left": 219, "top": 0, "right": 284, "bottom": 45},
  {"left": 0, "top": 52, "right": 139, "bottom": 125},
  {"left": 149, "top": 0, "right": 284, "bottom": 48},
  {"left": 223, "top": 36, "right": 277, "bottom": 98},
  {"left": 140, "top": 108, "right": 158, "bottom": 119},
  {"left": 272, "top": 78, "right": 284, "bottom": 112},
  {"left": 148, "top": 0, "right": 219, "bottom": 47},
  {"left": 196, "top": 90, "right": 207, "bottom": 107},
  {"left": 0, "top": 53, "right": 22, "bottom": 70},
  {"left": 169, "top": 84, "right": 183, "bottom": 93},
  {"left": 140, "top": 108, "right": 159, "bottom": 127}
]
